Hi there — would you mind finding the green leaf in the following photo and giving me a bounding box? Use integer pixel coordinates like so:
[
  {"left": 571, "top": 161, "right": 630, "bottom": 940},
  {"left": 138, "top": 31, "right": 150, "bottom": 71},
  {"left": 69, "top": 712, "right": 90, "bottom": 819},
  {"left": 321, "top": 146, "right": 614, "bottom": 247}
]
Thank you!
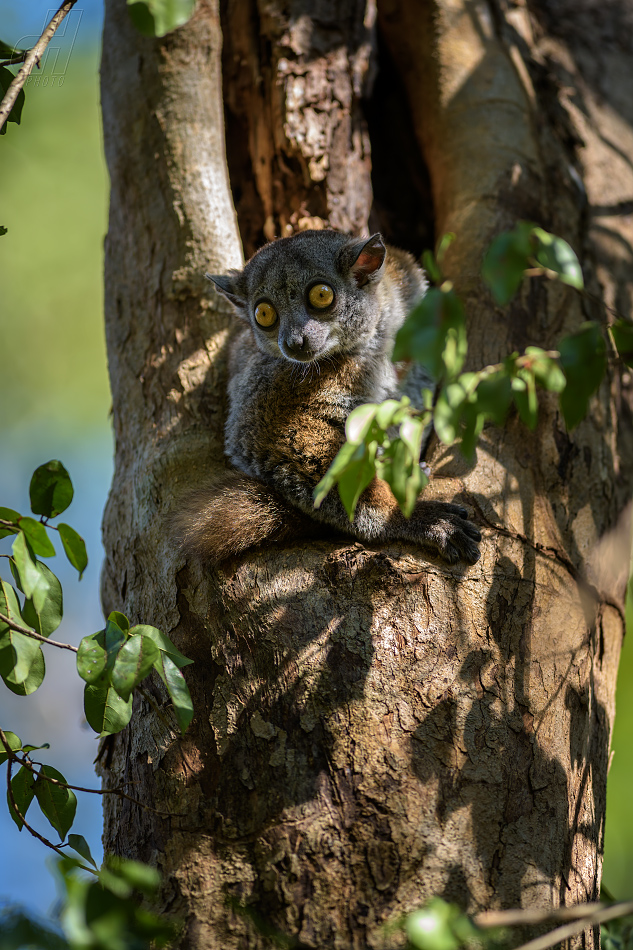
[
  {"left": 393, "top": 287, "right": 466, "bottom": 380},
  {"left": 375, "top": 399, "right": 403, "bottom": 431},
  {"left": 131, "top": 625, "right": 193, "bottom": 668},
  {"left": 76, "top": 619, "right": 127, "bottom": 685},
  {"left": 21, "top": 741, "right": 50, "bottom": 755},
  {"left": 481, "top": 221, "right": 534, "bottom": 305},
  {"left": 84, "top": 683, "right": 134, "bottom": 736},
  {"left": 393, "top": 289, "right": 444, "bottom": 371},
  {"left": 0, "top": 505, "right": 20, "bottom": 540},
  {"left": 104, "top": 856, "right": 161, "bottom": 896},
  {"left": 0, "top": 906, "right": 69, "bottom": 950},
  {"left": 404, "top": 899, "right": 479, "bottom": 950},
  {"left": 35, "top": 765, "right": 77, "bottom": 840},
  {"left": 338, "top": 442, "right": 378, "bottom": 520},
  {"left": 0, "top": 623, "right": 42, "bottom": 685},
  {"left": 17, "top": 517, "right": 56, "bottom": 557},
  {"left": 2, "top": 647, "right": 45, "bottom": 696},
  {"left": 473, "top": 371, "right": 513, "bottom": 426},
  {"left": 0, "top": 730, "right": 22, "bottom": 766},
  {"left": 512, "top": 368, "right": 538, "bottom": 430},
  {"left": 0, "top": 578, "right": 23, "bottom": 632},
  {"left": 0, "top": 39, "right": 27, "bottom": 59},
  {"left": 434, "top": 379, "right": 470, "bottom": 445},
  {"left": 458, "top": 403, "right": 485, "bottom": 460},
  {"left": 0, "top": 225, "right": 7, "bottom": 236},
  {"left": 11, "top": 531, "right": 41, "bottom": 600},
  {"left": 0, "top": 582, "right": 45, "bottom": 692},
  {"left": 422, "top": 249, "right": 441, "bottom": 284},
  {"left": 558, "top": 322, "right": 607, "bottom": 429},
  {"left": 111, "top": 634, "right": 159, "bottom": 701},
  {"left": 524, "top": 346, "right": 567, "bottom": 393},
  {"left": 127, "top": 0, "right": 198, "bottom": 37},
  {"left": 67, "top": 833, "right": 99, "bottom": 870},
  {"left": 7, "top": 765, "right": 36, "bottom": 830},
  {"left": 532, "top": 227, "right": 584, "bottom": 289},
  {"left": 399, "top": 415, "right": 425, "bottom": 461},
  {"left": 436, "top": 232, "right": 456, "bottom": 268},
  {"left": 611, "top": 320, "right": 633, "bottom": 369},
  {"left": 21, "top": 562, "right": 63, "bottom": 637},
  {"left": 154, "top": 653, "right": 194, "bottom": 734},
  {"left": 0, "top": 65, "right": 25, "bottom": 127},
  {"left": 345, "top": 403, "right": 378, "bottom": 443},
  {"left": 76, "top": 632, "right": 107, "bottom": 684},
  {"left": 378, "top": 438, "right": 427, "bottom": 517},
  {"left": 313, "top": 440, "right": 359, "bottom": 509},
  {"left": 108, "top": 611, "right": 130, "bottom": 633},
  {"left": 29, "top": 461, "right": 74, "bottom": 518},
  {"left": 57, "top": 523, "right": 88, "bottom": 578}
]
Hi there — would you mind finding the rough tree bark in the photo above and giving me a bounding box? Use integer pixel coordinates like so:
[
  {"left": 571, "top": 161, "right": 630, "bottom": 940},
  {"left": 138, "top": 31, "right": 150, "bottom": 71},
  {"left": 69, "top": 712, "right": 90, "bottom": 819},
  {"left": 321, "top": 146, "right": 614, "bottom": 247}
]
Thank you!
[{"left": 100, "top": 0, "right": 632, "bottom": 947}]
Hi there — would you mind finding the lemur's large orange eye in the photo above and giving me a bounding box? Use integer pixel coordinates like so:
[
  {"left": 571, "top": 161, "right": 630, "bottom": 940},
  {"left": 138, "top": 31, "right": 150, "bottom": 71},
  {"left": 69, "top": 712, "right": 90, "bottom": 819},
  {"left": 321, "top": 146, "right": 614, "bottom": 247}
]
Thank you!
[
  {"left": 308, "top": 283, "right": 334, "bottom": 309},
  {"left": 255, "top": 302, "right": 277, "bottom": 327}
]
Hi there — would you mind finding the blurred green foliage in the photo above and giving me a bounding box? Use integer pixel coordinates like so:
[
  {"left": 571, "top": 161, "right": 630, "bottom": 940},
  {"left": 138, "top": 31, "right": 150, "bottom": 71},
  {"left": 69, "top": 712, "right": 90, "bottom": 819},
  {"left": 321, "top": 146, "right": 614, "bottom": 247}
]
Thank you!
[
  {"left": 604, "top": 621, "right": 633, "bottom": 896},
  {"left": 0, "top": 47, "right": 109, "bottom": 435}
]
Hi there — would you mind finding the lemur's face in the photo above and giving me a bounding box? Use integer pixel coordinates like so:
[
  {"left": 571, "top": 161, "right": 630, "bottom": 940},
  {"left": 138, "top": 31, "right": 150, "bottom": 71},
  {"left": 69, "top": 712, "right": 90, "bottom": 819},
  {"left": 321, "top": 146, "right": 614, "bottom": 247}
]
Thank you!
[{"left": 208, "top": 230, "right": 386, "bottom": 364}]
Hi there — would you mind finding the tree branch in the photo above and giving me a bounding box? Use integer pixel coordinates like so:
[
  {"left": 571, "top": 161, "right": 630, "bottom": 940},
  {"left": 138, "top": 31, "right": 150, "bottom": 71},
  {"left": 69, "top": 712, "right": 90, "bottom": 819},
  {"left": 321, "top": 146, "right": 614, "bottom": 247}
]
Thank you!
[
  {"left": 475, "top": 901, "right": 633, "bottom": 929},
  {"left": 508, "top": 902, "right": 633, "bottom": 950},
  {"left": 0, "top": 0, "right": 77, "bottom": 134},
  {"left": 0, "top": 727, "right": 96, "bottom": 874},
  {"left": 0, "top": 725, "right": 184, "bottom": 818},
  {"left": 0, "top": 611, "right": 78, "bottom": 652}
]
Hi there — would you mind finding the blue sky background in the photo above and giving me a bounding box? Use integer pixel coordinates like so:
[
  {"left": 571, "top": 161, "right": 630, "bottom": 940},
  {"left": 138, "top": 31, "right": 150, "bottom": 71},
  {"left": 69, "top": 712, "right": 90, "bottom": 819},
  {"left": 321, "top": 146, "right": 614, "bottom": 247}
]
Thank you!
[
  {"left": 1, "top": 1, "right": 109, "bottom": 919},
  {"left": 0, "top": 2, "right": 103, "bottom": 48}
]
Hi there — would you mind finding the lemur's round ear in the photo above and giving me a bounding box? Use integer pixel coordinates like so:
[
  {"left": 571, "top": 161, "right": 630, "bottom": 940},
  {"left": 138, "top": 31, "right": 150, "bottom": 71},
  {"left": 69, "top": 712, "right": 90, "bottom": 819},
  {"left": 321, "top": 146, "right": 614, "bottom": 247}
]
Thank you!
[
  {"left": 205, "top": 271, "right": 247, "bottom": 312},
  {"left": 342, "top": 234, "right": 386, "bottom": 286}
]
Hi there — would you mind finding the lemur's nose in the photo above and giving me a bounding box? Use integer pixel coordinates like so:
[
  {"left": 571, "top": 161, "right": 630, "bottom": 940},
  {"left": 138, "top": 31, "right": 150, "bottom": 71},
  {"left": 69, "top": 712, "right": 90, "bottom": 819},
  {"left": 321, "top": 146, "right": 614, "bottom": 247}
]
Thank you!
[{"left": 281, "top": 328, "right": 313, "bottom": 361}]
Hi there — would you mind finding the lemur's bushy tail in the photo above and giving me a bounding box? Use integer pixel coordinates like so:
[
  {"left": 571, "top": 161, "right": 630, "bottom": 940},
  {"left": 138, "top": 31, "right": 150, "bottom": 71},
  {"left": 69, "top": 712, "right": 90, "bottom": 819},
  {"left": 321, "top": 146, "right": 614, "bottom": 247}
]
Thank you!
[{"left": 170, "top": 470, "right": 321, "bottom": 564}]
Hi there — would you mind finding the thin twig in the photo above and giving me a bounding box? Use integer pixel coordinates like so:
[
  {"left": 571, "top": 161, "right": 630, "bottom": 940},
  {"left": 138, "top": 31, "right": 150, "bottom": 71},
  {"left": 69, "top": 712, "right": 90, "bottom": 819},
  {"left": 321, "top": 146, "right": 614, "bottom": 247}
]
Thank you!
[
  {"left": 0, "top": 53, "right": 28, "bottom": 67},
  {"left": 0, "top": 0, "right": 77, "bottom": 133},
  {"left": 0, "top": 728, "right": 96, "bottom": 874},
  {"left": 0, "top": 611, "right": 78, "bottom": 653},
  {"left": 1, "top": 725, "right": 183, "bottom": 818},
  {"left": 20, "top": 756, "right": 183, "bottom": 818},
  {"left": 476, "top": 901, "right": 600, "bottom": 928},
  {"left": 508, "top": 902, "right": 633, "bottom": 950}
]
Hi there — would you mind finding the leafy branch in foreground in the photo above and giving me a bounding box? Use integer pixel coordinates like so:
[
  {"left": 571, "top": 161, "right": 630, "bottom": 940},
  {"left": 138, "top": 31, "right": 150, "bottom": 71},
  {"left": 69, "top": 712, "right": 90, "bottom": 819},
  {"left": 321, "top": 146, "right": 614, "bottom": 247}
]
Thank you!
[
  {"left": 1, "top": 460, "right": 194, "bottom": 928},
  {"left": 0, "top": 854, "right": 177, "bottom": 950},
  {"left": 0, "top": 1, "right": 77, "bottom": 135},
  {"left": 315, "top": 222, "right": 633, "bottom": 520}
]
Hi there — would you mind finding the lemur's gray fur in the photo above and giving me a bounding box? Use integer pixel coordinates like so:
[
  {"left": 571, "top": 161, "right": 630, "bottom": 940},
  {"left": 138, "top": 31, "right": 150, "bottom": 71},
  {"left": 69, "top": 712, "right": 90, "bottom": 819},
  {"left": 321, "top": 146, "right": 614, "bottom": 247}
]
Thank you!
[{"left": 172, "top": 230, "right": 481, "bottom": 565}]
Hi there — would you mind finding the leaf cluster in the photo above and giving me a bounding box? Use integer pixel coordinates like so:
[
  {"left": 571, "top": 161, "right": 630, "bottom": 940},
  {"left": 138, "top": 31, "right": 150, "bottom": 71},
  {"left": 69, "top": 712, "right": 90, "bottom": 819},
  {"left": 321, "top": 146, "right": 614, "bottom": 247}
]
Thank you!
[
  {"left": 315, "top": 224, "right": 633, "bottom": 519},
  {"left": 1, "top": 462, "right": 86, "bottom": 696},
  {"left": 0, "top": 855, "right": 175, "bottom": 950},
  {"left": 6, "top": 740, "right": 77, "bottom": 842},
  {"left": 314, "top": 397, "right": 430, "bottom": 521},
  {"left": 78, "top": 613, "right": 193, "bottom": 737},
  {"left": 1, "top": 462, "right": 194, "bottom": 940}
]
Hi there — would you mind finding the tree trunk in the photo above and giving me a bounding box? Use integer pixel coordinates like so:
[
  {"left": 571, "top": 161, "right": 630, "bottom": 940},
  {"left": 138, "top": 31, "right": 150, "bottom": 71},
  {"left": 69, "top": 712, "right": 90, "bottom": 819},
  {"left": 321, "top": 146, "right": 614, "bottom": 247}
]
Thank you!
[{"left": 100, "top": 0, "right": 630, "bottom": 947}]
